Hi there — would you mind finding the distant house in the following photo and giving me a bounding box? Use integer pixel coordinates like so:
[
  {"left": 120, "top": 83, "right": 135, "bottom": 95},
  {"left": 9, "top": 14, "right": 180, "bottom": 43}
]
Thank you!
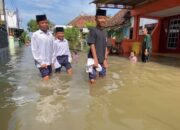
[
  {"left": 106, "top": 9, "right": 158, "bottom": 40},
  {"left": 106, "top": 9, "right": 130, "bottom": 28},
  {"left": 6, "top": 9, "right": 23, "bottom": 37},
  {"left": 6, "top": 9, "right": 23, "bottom": 48},
  {"left": 106, "top": 9, "right": 131, "bottom": 41},
  {"left": 131, "top": 0, "right": 180, "bottom": 53},
  {"left": 68, "top": 14, "right": 96, "bottom": 33}
]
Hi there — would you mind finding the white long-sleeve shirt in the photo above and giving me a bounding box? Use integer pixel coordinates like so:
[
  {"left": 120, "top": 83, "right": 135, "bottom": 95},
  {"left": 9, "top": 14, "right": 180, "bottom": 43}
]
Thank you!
[
  {"left": 52, "top": 38, "right": 72, "bottom": 65},
  {"left": 31, "top": 29, "right": 53, "bottom": 68}
]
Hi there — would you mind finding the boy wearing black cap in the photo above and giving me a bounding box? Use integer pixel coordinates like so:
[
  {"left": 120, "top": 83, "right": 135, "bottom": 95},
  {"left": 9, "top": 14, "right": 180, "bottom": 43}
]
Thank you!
[
  {"left": 31, "top": 14, "right": 53, "bottom": 80},
  {"left": 87, "top": 9, "right": 109, "bottom": 84},
  {"left": 52, "top": 27, "right": 72, "bottom": 75}
]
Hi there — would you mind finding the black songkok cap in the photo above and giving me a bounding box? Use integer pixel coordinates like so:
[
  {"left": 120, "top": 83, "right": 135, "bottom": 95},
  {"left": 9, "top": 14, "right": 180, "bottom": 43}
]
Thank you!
[
  {"left": 55, "top": 27, "right": 64, "bottom": 33},
  {"left": 96, "top": 9, "right": 106, "bottom": 16},
  {"left": 36, "top": 14, "right": 47, "bottom": 22}
]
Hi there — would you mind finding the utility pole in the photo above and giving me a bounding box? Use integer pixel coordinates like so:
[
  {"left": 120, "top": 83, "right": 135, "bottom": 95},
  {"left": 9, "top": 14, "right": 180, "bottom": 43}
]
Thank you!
[
  {"left": 2, "top": 0, "right": 5, "bottom": 12},
  {"left": 16, "top": 8, "right": 20, "bottom": 28}
]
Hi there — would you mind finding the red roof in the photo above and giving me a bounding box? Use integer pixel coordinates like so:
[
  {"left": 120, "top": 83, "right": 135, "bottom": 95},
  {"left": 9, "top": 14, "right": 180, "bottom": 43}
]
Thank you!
[
  {"left": 68, "top": 15, "right": 96, "bottom": 28},
  {"left": 106, "top": 9, "right": 130, "bottom": 27},
  {"left": 68, "top": 11, "right": 129, "bottom": 29}
]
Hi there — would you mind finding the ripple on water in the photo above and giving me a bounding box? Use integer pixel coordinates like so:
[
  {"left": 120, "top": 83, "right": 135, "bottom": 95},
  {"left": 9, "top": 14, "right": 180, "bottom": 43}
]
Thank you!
[
  {"left": 11, "top": 85, "right": 40, "bottom": 107},
  {"left": 112, "top": 72, "right": 120, "bottom": 80},
  {"left": 11, "top": 94, "right": 39, "bottom": 107},
  {"left": 104, "top": 82, "right": 119, "bottom": 93},
  {"left": 36, "top": 95, "right": 66, "bottom": 123}
]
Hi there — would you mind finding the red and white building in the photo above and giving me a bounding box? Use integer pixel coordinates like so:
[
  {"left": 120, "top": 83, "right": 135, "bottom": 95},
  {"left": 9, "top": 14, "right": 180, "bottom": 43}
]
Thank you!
[{"left": 93, "top": 0, "right": 180, "bottom": 54}]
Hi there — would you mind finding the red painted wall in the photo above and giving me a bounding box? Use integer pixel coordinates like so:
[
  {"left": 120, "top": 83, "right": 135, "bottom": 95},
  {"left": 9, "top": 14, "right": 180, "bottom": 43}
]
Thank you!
[
  {"left": 159, "top": 15, "right": 180, "bottom": 53},
  {"left": 131, "top": 0, "right": 180, "bottom": 16},
  {"left": 131, "top": 0, "right": 180, "bottom": 53},
  {"left": 151, "top": 21, "right": 161, "bottom": 53},
  {"left": 133, "top": 15, "right": 140, "bottom": 40}
]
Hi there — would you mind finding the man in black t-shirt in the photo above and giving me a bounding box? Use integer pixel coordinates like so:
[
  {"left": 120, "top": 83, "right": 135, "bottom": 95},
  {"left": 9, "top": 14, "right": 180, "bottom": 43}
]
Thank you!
[{"left": 87, "top": 9, "right": 108, "bottom": 84}]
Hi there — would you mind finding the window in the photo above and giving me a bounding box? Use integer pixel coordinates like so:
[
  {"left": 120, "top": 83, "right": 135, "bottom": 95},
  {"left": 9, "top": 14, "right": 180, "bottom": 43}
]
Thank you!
[{"left": 167, "top": 18, "right": 180, "bottom": 49}]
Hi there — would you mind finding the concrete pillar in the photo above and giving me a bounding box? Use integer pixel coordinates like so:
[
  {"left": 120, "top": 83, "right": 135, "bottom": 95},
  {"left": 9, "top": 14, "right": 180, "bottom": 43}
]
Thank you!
[{"left": 133, "top": 15, "right": 140, "bottom": 40}]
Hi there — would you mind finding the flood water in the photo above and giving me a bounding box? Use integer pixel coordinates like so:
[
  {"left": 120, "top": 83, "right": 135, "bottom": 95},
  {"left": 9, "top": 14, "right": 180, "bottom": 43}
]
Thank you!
[{"left": 0, "top": 46, "right": 180, "bottom": 130}]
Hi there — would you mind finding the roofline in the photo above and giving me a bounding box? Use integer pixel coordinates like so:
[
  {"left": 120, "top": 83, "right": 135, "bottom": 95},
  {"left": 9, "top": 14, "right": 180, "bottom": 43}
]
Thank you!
[{"left": 91, "top": 0, "right": 154, "bottom": 9}]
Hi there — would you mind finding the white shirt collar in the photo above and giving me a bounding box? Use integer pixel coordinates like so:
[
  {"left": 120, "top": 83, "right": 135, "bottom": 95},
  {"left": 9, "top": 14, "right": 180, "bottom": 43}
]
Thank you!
[
  {"left": 38, "top": 29, "right": 50, "bottom": 35},
  {"left": 56, "top": 38, "right": 66, "bottom": 42}
]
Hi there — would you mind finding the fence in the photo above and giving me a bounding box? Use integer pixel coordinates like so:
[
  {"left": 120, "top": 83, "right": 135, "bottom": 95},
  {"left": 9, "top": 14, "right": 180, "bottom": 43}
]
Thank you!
[{"left": 0, "top": 24, "right": 8, "bottom": 48}]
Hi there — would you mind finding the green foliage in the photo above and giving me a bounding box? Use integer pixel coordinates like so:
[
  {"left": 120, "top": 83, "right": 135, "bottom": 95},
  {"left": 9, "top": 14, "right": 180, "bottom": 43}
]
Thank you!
[
  {"left": 84, "top": 45, "right": 90, "bottom": 53},
  {"left": 27, "top": 19, "right": 54, "bottom": 32},
  {"left": 27, "top": 19, "right": 38, "bottom": 32},
  {"left": 107, "top": 29, "right": 114, "bottom": 37},
  {"left": 19, "top": 31, "right": 29, "bottom": 44},
  {"left": 108, "top": 28, "right": 124, "bottom": 42},
  {"left": 48, "top": 20, "right": 54, "bottom": 30},
  {"left": 85, "top": 21, "right": 96, "bottom": 29},
  {"left": 64, "top": 27, "right": 80, "bottom": 50}
]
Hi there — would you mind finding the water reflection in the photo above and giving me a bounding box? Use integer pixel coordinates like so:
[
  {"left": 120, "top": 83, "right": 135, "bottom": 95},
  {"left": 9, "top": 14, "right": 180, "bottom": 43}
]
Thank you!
[
  {"left": 0, "top": 48, "right": 9, "bottom": 65},
  {"left": 151, "top": 55, "right": 180, "bottom": 68}
]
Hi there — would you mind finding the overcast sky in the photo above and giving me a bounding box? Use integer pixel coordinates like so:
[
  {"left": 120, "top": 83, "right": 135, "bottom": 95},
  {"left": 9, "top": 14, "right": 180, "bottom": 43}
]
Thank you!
[{"left": 5, "top": 0, "right": 119, "bottom": 29}]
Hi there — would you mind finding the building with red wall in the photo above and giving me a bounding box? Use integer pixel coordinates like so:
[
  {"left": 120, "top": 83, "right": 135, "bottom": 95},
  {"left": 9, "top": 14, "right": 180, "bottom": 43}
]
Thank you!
[
  {"left": 131, "top": 0, "right": 180, "bottom": 53},
  {"left": 93, "top": 0, "right": 180, "bottom": 54}
]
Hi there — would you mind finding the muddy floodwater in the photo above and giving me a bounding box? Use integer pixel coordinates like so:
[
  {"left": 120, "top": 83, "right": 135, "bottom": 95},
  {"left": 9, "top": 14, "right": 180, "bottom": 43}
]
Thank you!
[{"left": 0, "top": 47, "right": 180, "bottom": 130}]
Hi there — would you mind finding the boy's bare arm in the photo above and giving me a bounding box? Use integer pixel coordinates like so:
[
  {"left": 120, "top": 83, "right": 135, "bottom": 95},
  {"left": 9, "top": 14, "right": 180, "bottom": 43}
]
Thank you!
[{"left": 90, "top": 44, "right": 98, "bottom": 67}]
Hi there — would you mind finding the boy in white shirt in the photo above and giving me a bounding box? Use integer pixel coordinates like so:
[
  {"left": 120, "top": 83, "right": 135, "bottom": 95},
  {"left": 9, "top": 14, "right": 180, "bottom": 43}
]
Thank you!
[
  {"left": 31, "top": 14, "right": 53, "bottom": 80},
  {"left": 52, "top": 27, "right": 72, "bottom": 75}
]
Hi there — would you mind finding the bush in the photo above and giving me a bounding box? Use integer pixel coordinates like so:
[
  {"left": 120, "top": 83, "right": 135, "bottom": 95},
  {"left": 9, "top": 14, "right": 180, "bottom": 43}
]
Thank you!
[
  {"left": 19, "top": 31, "right": 29, "bottom": 44},
  {"left": 85, "top": 21, "right": 96, "bottom": 29},
  {"left": 64, "top": 27, "right": 80, "bottom": 50}
]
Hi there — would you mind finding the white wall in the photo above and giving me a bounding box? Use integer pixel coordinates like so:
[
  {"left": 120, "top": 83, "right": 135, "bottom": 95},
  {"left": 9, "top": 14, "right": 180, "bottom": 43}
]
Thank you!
[
  {"left": 0, "top": 0, "right": 5, "bottom": 22},
  {"left": 140, "top": 18, "right": 158, "bottom": 27},
  {"left": 131, "top": 17, "right": 158, "bottom": 28},
  {"left": 0, "top": 0, "right": 3, "bottom": 14},
  {"left": 6, "top": 10, "right": 18, "bottom": 28},
  {"left": 1, "top": 14, "right": 4, "bottom": 21}
]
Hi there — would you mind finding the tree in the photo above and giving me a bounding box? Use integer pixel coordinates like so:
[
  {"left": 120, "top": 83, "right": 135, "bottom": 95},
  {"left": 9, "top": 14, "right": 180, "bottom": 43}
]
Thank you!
[
  {"left": 19, "top": 31, "right": 29, "bottom": 44},
  {"left": 85, "top": 21, "right": 96, "bottom": 29},
  {"left": 27, "top": 19, "right": 54, "bottom": 32},
  {"left": 64, "top": 27, "right": 80, "bottom": 50},
  {"left": 108, "top": 28, "right": 124, "bottom": 42},
  {"left": 27, "top": 19, "right": 38, "bottom": 32}
]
